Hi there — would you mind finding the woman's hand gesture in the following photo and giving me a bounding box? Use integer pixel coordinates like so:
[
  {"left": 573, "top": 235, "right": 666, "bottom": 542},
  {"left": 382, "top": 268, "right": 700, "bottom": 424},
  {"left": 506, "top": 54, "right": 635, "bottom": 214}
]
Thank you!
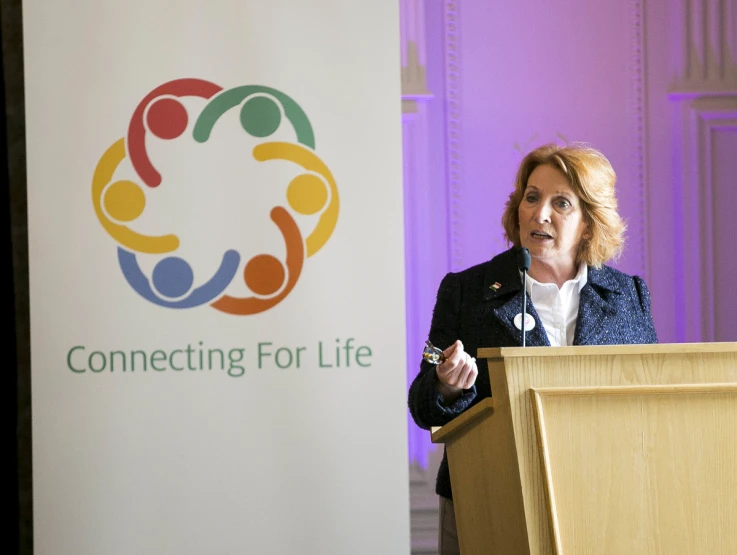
[{"left": 435, "top": 340, "right": 478, "bottom": 401}]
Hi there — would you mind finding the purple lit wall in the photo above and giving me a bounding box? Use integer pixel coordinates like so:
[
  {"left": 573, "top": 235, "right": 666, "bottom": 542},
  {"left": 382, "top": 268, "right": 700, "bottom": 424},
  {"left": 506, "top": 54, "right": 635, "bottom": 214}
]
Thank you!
[{"left": 403, "top": 0, "right": 737, "bottom": 468}]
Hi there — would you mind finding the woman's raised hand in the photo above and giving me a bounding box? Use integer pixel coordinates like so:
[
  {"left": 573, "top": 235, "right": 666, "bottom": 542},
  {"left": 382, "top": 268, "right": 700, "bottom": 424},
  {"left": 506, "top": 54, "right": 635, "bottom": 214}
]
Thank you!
[{"left": 435, "top": 340, "right": 478, "bottom": 399}]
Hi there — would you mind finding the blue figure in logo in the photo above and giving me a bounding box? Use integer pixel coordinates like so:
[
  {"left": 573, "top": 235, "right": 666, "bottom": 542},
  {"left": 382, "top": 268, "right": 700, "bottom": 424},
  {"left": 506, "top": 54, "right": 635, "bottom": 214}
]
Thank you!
[{"left": 118, "top": 248, "right": 240, "bottom": 308}]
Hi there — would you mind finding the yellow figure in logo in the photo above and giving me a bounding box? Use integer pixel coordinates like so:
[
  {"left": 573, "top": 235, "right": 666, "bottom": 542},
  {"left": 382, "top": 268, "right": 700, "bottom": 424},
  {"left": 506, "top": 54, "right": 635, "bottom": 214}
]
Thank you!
[
  {"left": 91, "top": 139, "right": 179, "bottom": 254},
  {"left": 253, "top": 142, "right": 338, "bottom": 257}
]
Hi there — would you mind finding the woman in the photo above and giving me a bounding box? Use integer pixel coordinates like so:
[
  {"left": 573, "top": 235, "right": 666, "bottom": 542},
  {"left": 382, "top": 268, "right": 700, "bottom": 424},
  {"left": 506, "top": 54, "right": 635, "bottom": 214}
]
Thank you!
[{"left": 407, "top": 143, "right": 658, "bottom": 555}]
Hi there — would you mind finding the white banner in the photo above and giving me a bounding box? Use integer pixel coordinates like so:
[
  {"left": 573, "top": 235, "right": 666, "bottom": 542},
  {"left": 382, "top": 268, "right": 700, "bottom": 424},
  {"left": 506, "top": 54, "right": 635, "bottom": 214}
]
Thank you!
[{"left": 25, "top": 2, "right": 409, "bottom": 554}]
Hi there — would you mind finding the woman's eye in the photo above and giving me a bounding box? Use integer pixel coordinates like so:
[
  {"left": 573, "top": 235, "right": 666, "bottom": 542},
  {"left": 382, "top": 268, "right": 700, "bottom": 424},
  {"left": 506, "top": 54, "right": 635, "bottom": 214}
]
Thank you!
[
  {"left": 556, "top": 199, "right": 572, "bottom": 209},
  {"left": 525, "top": 195, "right": 538, "bottom": 203}
]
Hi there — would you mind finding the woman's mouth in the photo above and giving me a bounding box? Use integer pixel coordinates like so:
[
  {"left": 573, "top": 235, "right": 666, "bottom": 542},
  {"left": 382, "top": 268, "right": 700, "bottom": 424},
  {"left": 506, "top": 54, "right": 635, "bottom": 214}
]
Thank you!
[{"left": 531, "top": 231, "right": 553, "bottom": 240}]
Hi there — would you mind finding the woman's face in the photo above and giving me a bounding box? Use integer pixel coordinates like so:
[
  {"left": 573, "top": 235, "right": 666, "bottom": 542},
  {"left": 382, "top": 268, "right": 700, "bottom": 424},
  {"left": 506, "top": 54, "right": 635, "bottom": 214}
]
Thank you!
[{"left": 518, "top": 164, "right": 589, "bottom": 272}]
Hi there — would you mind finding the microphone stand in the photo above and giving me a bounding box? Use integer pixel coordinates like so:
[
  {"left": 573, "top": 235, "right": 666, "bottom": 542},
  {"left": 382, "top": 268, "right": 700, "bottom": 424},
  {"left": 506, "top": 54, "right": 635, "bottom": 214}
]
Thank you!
[
  {"left": 522, "top": 270, "right": 528, "bottom": 348},
  {"left": 517, "top": 247, "right": 531, "bottom": 347}
]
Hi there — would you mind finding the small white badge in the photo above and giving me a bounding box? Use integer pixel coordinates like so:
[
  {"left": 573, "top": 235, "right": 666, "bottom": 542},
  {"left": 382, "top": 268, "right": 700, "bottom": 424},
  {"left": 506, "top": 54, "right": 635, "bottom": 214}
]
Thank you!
[{"left": 514, "top": 312, "right": 535, "bottom": 331}]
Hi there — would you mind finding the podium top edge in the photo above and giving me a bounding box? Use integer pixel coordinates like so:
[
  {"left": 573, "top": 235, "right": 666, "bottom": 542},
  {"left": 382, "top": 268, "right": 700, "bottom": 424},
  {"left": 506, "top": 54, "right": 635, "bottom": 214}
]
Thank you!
[{"left": 477, "top": 342, "right": 737, "bottom": 359}]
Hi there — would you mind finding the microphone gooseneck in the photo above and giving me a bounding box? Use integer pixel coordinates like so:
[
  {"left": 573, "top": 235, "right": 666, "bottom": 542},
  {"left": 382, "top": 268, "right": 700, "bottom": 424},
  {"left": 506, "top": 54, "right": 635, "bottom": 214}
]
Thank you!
[
  {"left": 517, "top": 247, "right": 531, "bottom": 272},
  {"left": 517, "top": 247, "right": 531, "bottom": 347}
]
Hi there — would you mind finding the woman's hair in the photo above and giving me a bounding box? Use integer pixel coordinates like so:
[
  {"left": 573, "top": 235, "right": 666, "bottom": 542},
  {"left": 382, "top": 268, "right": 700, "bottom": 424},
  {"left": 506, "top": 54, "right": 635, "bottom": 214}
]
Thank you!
[{"left": 501, "top": 143, "right": 625, "bottom": 268}]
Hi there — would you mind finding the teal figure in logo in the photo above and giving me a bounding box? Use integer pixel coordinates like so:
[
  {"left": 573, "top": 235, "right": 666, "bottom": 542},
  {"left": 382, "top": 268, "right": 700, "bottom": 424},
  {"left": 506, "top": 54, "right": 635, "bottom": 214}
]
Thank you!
[
  {"left": 117, "top": 248, "right": 240, "bottom": 308},
  {"left": 193, "top": 86, "right": 314, "bottom": 147}
]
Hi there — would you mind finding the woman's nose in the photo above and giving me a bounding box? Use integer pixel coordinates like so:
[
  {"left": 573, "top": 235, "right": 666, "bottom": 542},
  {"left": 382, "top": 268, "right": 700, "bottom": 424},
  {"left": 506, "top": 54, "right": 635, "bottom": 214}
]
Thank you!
[{"left": 534, "top": 202, "right": 552, "bottom": 223}]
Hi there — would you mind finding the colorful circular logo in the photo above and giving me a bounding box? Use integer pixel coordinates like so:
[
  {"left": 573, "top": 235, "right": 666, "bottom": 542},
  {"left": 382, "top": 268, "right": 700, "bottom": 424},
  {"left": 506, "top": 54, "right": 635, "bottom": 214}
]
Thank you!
[{"left": 92, "top": 78, "right": 338, "bottom": 315}]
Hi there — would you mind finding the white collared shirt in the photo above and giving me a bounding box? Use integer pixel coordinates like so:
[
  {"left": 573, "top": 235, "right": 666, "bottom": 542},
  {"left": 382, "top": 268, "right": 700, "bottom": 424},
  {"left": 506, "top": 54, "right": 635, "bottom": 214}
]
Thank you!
[{"left": 524, "top": 265, "right": 588, "bottom": 347}]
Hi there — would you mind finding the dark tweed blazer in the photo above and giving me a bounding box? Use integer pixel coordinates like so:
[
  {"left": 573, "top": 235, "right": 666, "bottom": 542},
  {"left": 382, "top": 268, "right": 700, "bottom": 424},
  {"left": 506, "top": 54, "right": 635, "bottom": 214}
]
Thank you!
[{"left": 408, "top": 247, "right": 658, "bottom": 499}]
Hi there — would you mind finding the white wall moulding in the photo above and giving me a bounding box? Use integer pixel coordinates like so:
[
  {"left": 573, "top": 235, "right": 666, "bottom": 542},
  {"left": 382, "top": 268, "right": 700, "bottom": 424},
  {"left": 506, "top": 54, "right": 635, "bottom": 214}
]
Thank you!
[
  {"left": 444, "top": 0, "right": 462, "bottom": 273},
  {"left": 669, "top": 0, "right": 737, "bottom": 97},
  {"left": 629, "top": 0, "right": 650, "bottom": 280},
  {"left": 668, "top": 0, "right": 737, "bottom": 342},
  {"left": 678, "top": 96, "right": 737, "bottom": 342}
]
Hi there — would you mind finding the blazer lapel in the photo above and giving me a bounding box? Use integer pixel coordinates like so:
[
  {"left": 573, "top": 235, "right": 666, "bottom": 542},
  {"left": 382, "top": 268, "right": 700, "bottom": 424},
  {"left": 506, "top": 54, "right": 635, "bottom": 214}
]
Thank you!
[
  {"left": 573, "top": 266, "right": 622, "bottom": 346},
  {"left": 484, "top": 249, "right": 550, "bottom": 347},
  {"left": 490, "top": 293, "right": 550, "bottom": 347}
]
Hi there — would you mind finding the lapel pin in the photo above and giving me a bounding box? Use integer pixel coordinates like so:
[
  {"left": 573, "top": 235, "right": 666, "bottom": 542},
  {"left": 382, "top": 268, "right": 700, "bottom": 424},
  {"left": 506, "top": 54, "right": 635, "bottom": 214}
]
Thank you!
[
  {"left": 514, "top": 312, "right": 535, "bottom": 332},
  {"left": 490, "top": 282, "right": 502, "bottom": 291}
]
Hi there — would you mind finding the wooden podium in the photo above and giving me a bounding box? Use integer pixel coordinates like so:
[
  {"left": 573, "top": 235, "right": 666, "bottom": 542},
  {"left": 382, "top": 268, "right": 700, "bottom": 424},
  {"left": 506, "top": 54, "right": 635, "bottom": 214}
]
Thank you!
[{"left": 431, "top": 343, "right": 737, "bottom": 554}]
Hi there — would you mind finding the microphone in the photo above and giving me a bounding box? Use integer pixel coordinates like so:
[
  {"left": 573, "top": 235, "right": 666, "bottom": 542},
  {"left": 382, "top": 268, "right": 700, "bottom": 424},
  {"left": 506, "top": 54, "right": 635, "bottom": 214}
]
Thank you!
[{"left": 517, "top": 247, "right": 531, "bottom": 347}]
